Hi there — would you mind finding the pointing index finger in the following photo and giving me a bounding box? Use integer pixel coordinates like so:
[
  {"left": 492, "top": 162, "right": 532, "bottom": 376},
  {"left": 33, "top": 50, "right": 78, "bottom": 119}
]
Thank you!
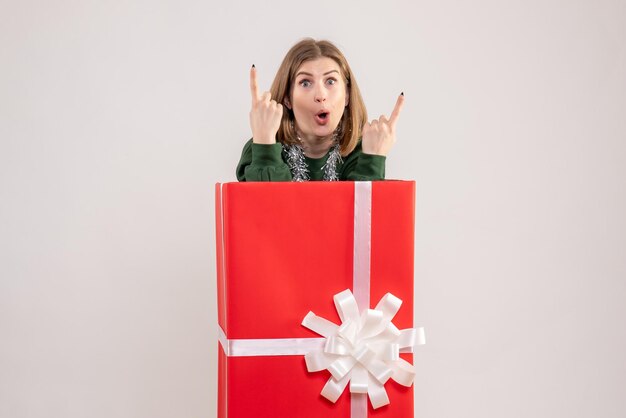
[
  {"left": 389, "top": 92, "right": 405, "bottom": 127},
  {"left": 250, "top": 65, "right": 259, "bottom": 104}
]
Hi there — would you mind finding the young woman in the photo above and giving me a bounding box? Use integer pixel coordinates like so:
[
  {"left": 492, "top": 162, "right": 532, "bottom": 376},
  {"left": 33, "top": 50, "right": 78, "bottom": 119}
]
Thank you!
[{"left": 237, "top": 38, "right": 404, "bottom": 181}]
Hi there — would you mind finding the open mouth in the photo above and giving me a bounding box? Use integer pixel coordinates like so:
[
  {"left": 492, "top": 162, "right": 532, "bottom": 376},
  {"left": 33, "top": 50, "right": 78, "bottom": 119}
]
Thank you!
[{"left": 315, "top": 111, "right": 330, "bottom": 124}]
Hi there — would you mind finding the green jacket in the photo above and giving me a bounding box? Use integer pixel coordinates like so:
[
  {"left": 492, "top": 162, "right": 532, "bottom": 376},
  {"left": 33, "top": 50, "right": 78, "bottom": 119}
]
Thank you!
[{"left": 236, "top": 139, "right": 386, "bottom": 181}]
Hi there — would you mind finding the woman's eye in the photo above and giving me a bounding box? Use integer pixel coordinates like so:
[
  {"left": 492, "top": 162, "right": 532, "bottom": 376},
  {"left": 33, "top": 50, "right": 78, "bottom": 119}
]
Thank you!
[
  {"left": 299, "top": 80, "right": 311, "bottom": 87},
  {"left": 326, "top": 78, "right": 337, "bottom": 85}
]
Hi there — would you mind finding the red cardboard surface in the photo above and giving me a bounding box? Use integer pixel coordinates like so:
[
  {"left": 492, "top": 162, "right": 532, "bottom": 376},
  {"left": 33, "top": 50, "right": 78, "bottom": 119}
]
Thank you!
[{"left": 215, "top": 181, "right": 416, "bottom": 418}]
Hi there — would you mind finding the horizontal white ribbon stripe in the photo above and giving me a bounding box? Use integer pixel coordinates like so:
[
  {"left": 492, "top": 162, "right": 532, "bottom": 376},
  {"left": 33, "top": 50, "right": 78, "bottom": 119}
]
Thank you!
[{"left": 218, "top": 327, "right": 325, "bottom": 357}]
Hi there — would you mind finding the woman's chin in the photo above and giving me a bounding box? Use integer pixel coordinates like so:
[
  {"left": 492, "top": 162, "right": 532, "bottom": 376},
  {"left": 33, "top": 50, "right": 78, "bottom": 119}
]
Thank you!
[
  {"left": 302, "top": 128, "right": 331, "bottom": 141},
  {"left": 313, "top": 124, "right": 339, "bottom": 139},
  {"left": 298, "top": 121, "right": 339, "bottom": 142}
]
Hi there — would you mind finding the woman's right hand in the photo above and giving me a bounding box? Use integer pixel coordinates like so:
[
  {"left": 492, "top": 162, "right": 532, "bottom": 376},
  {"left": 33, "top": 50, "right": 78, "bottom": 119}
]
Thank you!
[{"left": 249, "top": 65, "right": 283, "bottom": 144}]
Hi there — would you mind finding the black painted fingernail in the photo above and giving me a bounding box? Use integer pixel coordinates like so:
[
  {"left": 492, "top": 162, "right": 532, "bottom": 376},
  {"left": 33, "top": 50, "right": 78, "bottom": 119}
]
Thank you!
[
  {"left": 252, "top": 64, "right": 255, "bottom": 68},
  {"left": 401, "top": 91, "right": 404, "bottom": 96}
]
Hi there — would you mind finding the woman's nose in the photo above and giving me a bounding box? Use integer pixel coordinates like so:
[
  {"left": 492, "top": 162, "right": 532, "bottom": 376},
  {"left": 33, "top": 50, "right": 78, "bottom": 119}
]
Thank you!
[{"left": 314, "top": 87, "right": 327, "bottom": 102}]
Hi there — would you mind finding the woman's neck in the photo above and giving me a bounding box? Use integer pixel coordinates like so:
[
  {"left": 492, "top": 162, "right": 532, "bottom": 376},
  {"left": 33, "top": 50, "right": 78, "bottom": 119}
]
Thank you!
[{"left": 297, "top": 131, "right": 335, "bottom": 159}]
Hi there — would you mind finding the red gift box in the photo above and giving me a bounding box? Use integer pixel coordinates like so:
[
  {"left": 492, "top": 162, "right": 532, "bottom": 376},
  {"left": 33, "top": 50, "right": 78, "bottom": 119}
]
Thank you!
[{"left": 215, "top": 181, "right": 422, "bottom": 418}]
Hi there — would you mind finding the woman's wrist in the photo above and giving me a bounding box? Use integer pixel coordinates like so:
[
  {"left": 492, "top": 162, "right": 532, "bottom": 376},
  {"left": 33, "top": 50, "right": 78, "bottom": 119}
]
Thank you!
[{"left": 252, "top": 135, "right": 277, "bottom": 145}]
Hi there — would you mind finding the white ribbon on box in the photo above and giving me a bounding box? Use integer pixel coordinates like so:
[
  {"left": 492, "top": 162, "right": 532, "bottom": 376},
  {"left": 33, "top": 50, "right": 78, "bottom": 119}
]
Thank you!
[
  {"left": 217, "top": 182, "right": 425, "bottom": 417},
  {"left": 302, "top": 289, "right": 425, "bottom": 410}
]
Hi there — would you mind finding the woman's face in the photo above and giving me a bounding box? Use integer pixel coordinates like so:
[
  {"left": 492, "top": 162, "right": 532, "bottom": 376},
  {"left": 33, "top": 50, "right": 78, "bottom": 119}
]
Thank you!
[{"left": 288, "top": 57, "right": 349, "bottom": 142}]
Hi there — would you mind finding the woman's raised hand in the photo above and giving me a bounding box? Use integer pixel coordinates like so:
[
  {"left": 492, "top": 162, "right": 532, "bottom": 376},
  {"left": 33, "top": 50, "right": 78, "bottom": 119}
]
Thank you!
[
  {"left": 249, "top": 65, "right": 283, "bottom": 145},
  {"left": 361, "top": 93, "right": 405, "bottom": 156}
]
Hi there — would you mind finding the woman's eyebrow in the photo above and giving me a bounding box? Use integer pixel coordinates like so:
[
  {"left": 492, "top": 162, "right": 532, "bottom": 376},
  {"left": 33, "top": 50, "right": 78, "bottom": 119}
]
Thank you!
[{"left": 295, "top": 70, "right": 340, "bottom": 78}]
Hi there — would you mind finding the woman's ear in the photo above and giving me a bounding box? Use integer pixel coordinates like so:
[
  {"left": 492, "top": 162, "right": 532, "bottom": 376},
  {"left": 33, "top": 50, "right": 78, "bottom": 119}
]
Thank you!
[
  {"left": 345, "top": 90, "right": 349, "bottom": 107},
  {"left": 284, "top": 97, "right": 292, "bottom": 109}
]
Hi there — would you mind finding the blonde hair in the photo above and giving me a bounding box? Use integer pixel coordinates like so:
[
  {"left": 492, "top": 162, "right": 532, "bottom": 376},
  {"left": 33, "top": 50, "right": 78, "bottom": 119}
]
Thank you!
[{"left": 270, "top": 38, "right": 367, "bottom": 157}]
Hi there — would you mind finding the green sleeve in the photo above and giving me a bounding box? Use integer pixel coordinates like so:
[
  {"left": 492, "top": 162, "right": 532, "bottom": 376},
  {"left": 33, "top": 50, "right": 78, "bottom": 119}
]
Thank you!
[
  {"left": 236, "top": 139, "right": 293, "bottom": 182},
  {"left": 340, "top": 141, "right": 386, "bottom": 181}
]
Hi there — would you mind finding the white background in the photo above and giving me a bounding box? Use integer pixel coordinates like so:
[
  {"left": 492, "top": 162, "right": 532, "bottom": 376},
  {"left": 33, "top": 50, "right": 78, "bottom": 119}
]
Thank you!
[{"left": 1, "top": 0, "right": 625, "bottom": 417}]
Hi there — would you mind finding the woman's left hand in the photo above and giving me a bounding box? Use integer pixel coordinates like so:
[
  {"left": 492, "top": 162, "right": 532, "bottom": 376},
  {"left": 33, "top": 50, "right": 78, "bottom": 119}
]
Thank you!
[{"left": 361, "top": 93, "right": 405, "bottom": 156}]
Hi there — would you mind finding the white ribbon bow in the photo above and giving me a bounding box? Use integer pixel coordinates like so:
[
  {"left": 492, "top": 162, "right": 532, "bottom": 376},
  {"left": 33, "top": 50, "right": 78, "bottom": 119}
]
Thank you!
[{"left": 302, "top": 289, "right": 425, "bottom": 409}]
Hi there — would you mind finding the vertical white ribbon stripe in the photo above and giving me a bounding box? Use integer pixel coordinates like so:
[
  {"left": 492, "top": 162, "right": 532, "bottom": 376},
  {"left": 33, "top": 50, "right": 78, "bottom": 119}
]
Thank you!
[
  {"left": 352, "top": 181, "right": 372, "bottom": 313},
  {"left": 351, "top": 182, "right": 372, "bottom": 418}
]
